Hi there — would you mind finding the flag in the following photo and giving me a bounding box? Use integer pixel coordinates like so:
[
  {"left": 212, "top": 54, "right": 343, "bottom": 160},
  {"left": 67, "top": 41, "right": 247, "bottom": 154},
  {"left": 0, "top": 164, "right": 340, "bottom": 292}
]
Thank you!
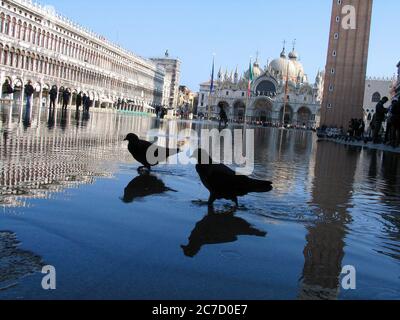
[
  {"left": 209, "top": 57, "right": 215, "bottom": 95},
  {"left": 247, "top": 60, "right": 253, "bottom": 98}
]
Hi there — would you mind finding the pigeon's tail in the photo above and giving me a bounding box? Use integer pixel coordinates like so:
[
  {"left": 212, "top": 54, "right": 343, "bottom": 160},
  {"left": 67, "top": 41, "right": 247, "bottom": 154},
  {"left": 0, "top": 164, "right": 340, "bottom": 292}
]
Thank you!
[{"left": 248, "top": 179, "right": 273, "bottom": 193}]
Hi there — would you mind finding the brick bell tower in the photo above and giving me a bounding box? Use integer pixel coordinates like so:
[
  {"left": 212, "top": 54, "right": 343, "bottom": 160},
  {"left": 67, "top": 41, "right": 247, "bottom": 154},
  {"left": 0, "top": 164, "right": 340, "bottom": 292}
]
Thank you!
[{"left": 321, "top": 0, "right": 373, "bottom": 129}]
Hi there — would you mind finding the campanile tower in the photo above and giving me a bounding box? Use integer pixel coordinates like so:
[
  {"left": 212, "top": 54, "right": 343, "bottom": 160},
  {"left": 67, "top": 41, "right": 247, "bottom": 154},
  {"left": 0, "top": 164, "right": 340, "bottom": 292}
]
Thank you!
[{"left": 321, "top": 0, "right": 373, "bottom": 129}]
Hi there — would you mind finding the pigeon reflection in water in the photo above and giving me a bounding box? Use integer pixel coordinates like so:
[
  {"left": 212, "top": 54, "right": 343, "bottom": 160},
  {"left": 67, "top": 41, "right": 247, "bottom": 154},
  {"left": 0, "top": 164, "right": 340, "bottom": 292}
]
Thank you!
[
  {"left": 181, "top": 207, "right": 267, "bottom": 258},
  {"left": 122, "top": 173, "right": 176, "bottom": 203}
]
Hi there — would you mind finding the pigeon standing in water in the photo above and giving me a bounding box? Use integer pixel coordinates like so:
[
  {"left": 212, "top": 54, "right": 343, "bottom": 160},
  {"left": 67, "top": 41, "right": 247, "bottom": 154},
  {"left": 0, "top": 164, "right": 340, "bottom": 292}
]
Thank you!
[
  {"left": 124, "top": 133, "right": 181, "bottom": 172},
  {"left": 192, "top": 149, "right": 273, "bottom": 207}
]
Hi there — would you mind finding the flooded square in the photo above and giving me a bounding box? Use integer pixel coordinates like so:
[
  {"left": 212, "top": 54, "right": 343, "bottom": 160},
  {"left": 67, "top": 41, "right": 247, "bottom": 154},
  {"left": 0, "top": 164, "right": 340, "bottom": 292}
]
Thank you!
[{"left": 1, "top": 105, "right": 399, "bottom": 300}]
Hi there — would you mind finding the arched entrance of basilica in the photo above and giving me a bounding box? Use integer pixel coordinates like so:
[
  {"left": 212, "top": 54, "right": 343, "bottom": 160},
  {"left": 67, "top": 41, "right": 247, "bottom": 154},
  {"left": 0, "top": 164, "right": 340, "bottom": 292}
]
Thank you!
[
  {"left": 279, "top": 104, "right": 294, "bottom": 125},
  {"left": 233, "top": 100, "right": 245, "bottom": 122},
  {"left": 297, "top": 106, "right": 313, "bottom": 127},
  {"left": 252, "top": 98, "right": 273, "bottom": 123}
]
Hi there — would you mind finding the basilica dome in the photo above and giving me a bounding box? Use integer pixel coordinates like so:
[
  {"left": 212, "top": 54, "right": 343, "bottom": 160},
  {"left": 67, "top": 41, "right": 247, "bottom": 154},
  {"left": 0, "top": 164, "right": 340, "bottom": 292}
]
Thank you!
[{"left": 269, "top": 47, "right": 305, "bottom": 81}]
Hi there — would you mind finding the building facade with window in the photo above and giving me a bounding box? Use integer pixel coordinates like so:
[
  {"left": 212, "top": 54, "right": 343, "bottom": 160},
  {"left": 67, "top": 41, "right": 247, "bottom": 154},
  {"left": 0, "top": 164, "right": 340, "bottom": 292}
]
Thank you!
[
  {"left": 0, "top": 0, "right": 166, "bottom": 111},
  {"left": 150, "top": 53, "right": 181, "bottom": 109},
  {"left": 197, "top": 47, "right": 324, "bottom": 128},
  {"left": 363, "top": 77, "right": 395, "bottom": 126}
]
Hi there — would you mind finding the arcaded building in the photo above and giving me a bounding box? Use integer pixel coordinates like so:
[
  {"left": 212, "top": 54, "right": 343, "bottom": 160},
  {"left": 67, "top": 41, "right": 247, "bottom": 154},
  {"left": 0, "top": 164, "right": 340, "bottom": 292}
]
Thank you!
[{"left": 0, "top": 0, "right": 166, "bottom": 111}]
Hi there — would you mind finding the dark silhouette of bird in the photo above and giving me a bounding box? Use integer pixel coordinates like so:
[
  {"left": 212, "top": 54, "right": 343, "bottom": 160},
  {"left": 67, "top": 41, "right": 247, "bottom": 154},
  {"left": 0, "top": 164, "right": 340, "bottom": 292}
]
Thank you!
[
  {"left": 124, "top": 133, "right": 181, "bottom": 171},
  {"left": 122, "top": 173, "right": 176, "bottom": 203},
  {"left": 192, "top": 149, "right": 273, "bottom": 207},
  {"left": 181, "top": 207, "right": 267, "bottom": 258}
]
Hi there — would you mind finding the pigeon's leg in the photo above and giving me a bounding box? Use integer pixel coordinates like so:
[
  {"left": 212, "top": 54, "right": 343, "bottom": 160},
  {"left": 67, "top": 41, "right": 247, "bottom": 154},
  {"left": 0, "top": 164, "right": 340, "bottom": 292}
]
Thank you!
[
  {"left": 137, "top": 166, "right": 151, "bottom": 174},
  {"left": 233, "top": 197, "right": 239, "bottom": 208},
  {"left": 208, "top": 194, "right": 216, "bottom": 207}
]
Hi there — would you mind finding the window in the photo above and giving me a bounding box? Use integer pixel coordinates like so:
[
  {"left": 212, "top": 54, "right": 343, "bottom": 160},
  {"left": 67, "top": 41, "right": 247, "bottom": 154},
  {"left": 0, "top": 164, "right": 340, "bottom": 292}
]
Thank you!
[
  {"left": 334, "top": 33, "right": 339, "bottom": 40},
  {"left": 331, "top": 68, "right": 335, "bottom": 74},
  {"left": 329, "top": 84, "right": 334, "bottom": 92},
  {"left": 372, "top": 92, "right": 381, "bottom": 103},
  {"left": 332, "top": 50, "right": 337, "bottom": 57}
]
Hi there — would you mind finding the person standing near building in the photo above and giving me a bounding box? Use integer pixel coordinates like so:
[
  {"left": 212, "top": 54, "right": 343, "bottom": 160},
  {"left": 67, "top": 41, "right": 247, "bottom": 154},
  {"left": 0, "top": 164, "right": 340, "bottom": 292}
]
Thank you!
[
  {"left": 76, "top": 91, "right": 83, "bottom": 112},
  {"left": 24, "top": 81, "right": 35, "bottom": 109},
  {"left": 62, "top": 89, "right": 71, "bottom": 110},
  {"left": 218, "top": 102, "right": 228, "bottom": 130},
  {"left": 373, "top": 96, "right": 389, "bottom": 143},
  {"left": 2, "top": 79, "right": 14, "bottom": 99},
  {"left": 83, "top": 93, "right": 91, "bottom": 114},
  {"left": 49, "top": 85, "right": 58, "bottom": 109}
]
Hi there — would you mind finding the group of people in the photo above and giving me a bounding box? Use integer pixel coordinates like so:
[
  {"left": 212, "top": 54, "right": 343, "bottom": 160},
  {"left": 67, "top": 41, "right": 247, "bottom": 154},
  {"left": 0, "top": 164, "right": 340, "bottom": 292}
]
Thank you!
[
  {"left": 348, "top": 118, "right": 366, "bottom": 138},
  {"left": 2, "top": 80, "right": 92, "bottom": 114},
  {"left": 155, "top": 105, "right": 168, "bottom": 119},
  {"left": 372, "top": 96, "right": 400, "bottom": 147},
  {"left": 48, "top": 86, "right": 92, "bottom": 114}
]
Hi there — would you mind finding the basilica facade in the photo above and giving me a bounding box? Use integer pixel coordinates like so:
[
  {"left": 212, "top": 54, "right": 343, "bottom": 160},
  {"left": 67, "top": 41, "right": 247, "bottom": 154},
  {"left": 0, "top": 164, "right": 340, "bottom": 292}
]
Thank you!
[{"left": 197, "top": 47, "right": 324, "bottom": 128}]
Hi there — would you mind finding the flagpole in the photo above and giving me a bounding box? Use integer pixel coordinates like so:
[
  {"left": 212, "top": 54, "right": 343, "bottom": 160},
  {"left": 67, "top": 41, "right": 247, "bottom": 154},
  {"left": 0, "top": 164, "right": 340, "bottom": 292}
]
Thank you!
[
  {"left": 281, "top": 62, "right": 290, "bottom": 128},
  {"left": 208, "top": 54, "right": 215, "bottom": 121},
  {"left": 244, "top": 57, "right": 253, "bottom": 127}
]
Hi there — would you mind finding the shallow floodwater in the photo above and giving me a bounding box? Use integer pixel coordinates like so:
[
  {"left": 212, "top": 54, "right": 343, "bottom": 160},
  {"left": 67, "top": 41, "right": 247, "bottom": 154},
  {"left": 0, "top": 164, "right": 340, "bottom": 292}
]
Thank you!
[{"left": 0, "top": 104, "right": 399, "bottom": 300}]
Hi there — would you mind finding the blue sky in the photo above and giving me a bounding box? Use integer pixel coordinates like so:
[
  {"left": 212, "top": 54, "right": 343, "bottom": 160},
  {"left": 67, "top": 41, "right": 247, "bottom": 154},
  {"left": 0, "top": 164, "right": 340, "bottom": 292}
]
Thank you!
[{"left": 45, "top": 0, "right": 399, "bottom": 90}]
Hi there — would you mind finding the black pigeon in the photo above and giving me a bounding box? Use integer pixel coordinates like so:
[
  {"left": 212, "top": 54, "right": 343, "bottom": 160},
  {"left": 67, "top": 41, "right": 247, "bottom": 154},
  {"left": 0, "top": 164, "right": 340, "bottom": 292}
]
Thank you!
[
  {"left": 122, "top": 173, "right": 176, "bottom": 203},
  {"left": 181, "top": 207, "right": 267, "bottom": 258},
  {"left": 124, "top": 133, "right": 181, "bottom": 171},
  {"left": 192, "top": 149, "right": 273, "bottom": 207}
]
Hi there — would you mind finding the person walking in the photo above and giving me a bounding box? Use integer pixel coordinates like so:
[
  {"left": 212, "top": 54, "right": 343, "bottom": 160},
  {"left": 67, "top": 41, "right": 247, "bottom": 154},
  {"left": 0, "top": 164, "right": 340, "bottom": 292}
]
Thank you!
[
  {"left": 62, "top": 88, "right": 71, "bottom": 110},
  {"left": 76, "top": 91, "right": 83, "bottom": 112},
  {"left": 373, "top": 96, "right": 389, "bottom": 143},
  {"left": 218, "top": 102, "right": 229, "bottom": 130},
  {"left": 24, "top": 81, "right": 35, "bottom": 109},
  {"left": 49, "top": 85, "right": 58, "bottom": 109},
  {"left": 2, "top": 79, "right": 14, "bottom": 99},
  {"left": 83, "top": 93, "right": 91, "bottom": 114}
]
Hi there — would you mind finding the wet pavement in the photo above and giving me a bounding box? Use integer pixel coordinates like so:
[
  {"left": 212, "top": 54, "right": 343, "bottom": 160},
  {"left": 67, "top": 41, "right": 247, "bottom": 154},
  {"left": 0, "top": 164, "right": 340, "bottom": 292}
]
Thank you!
[{"left": 0, "top": 103, "right": 399, "bottom": 300}]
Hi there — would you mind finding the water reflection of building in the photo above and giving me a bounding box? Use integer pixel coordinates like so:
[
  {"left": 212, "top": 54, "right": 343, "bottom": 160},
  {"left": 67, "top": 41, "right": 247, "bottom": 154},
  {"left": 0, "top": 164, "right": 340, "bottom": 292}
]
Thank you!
[
  {"left": 299, "top": 143, "right": 359, "bottom": 300},
  {"left": 0, "top": 106, "right": 158, "bottom": 207}
]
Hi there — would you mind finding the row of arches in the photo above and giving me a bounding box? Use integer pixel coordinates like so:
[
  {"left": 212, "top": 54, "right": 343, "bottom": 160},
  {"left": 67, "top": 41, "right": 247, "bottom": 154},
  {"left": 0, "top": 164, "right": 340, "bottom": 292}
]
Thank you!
[
  {"left": 217, "top": 99, "right": 315, "bottom": 126},
  {"left": 0, "top": 43, "right": 162, "bottom": 102},
  {"left": 0, "top": 11, "right": 147, "bottom": 79},
  {"left": 1, "top": 77, "right": 160, "bottom": 113}
]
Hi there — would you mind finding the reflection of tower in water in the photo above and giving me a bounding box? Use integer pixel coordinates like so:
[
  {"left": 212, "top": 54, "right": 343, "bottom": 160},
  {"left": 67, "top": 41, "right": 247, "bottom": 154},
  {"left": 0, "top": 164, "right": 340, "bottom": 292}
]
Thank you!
[{"left": 299, "top": 143, "right": 359, "bottom": 300}]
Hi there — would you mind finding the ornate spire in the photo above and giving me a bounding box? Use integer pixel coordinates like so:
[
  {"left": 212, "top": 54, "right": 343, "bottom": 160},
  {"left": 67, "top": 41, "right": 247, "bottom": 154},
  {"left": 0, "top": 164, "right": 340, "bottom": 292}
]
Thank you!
[
  {"left": 280, "top": 40, "right": 287, "bottom": 58},
  {"left": 289, "top": 39, "right": 298, "bottom": 60},
  {"left": 234, "top": 66, "right": 239, "bottom": 84},
  {"left": 254, "top": 50, "right": 260, "bottom": 66}
]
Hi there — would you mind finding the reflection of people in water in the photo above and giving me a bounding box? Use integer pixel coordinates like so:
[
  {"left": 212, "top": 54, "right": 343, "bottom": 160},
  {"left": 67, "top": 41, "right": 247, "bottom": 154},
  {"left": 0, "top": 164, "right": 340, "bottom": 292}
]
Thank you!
[
  {"left": 60, "top": 108, "right": 67, "bottom": 131},
  {"left": 22, "top": 105, "right": 31, "bottom": 129},
  {"left": 47, "top": 107, "right": 55, "bottom": 129},
  {"left": 181, "top": 208, "right": 267, "bottom": 258},
  {"left": 122, "top": 173, "right": 175, "bottom": 203}
]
